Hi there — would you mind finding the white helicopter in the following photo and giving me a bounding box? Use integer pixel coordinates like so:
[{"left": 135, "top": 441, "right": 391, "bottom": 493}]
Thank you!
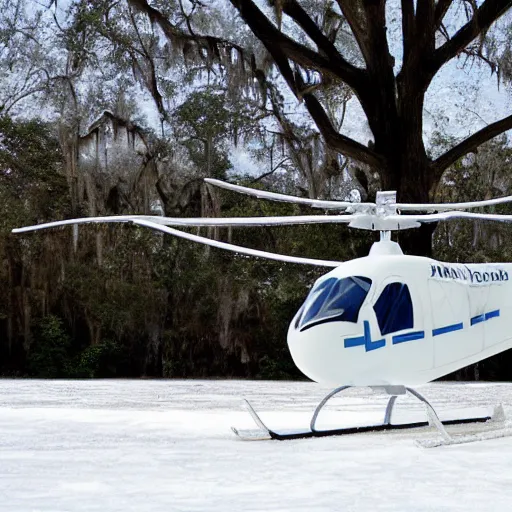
[{"left": 12, "top": 179, "right": 512, "bottom": 443}]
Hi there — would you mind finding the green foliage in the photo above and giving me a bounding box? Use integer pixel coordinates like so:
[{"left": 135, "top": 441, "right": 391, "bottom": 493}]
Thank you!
[
  {"left": 175, "top": 87, "right": 233, "bottom": 178},
  {"left": 27, "top": 316, "right": 71, "bottom": 378},
  {"left": 433, "top": 136, "right": 512, "bottom": 265},
  {"left": 0, "top": 116, "right": 63, "bottom": 183},
  {"left": 176, "top": 89, "right": 231, "bottom": 142},
  {"left": 27, "top": 317, "right": 126, "bottom": 379},
  {"left": 257, "top": 355, "right": 299, "bottom": 380},
  {"left": 75, "top": 340, "right": 124, "bottom": 378},
  {"left": 0, "top": 115, "right": 69, "bottom": 234},
  {"left": 0, "top": 116, "right": 71, "bottom": 376}
]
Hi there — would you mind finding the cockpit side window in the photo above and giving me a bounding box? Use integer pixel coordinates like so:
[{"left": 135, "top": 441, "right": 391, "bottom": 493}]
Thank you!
[
  {"left": 298, "top": 276, "right": 372, "bottom": 331},
  {"left": 373, "top": 282, "right": 413, "bottom": 335}
]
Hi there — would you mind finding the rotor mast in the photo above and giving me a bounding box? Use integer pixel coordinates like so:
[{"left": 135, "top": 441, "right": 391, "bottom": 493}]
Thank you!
[{"left": 376, "top": 191, "right": 396, "bottom": 242}]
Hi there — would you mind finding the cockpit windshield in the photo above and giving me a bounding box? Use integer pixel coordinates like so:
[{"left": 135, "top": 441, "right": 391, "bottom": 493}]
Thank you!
[{"left": 297, "top": 276, "right": 372, "bottom": 331}]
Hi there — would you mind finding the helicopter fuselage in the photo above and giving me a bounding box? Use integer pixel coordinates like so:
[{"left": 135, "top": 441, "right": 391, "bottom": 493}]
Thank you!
[{"left": 287, "top": 241, "right": 512, "bottom": 387}]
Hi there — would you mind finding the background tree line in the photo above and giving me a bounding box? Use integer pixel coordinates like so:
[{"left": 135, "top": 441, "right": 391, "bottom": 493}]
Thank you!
[{"left": 1, "top": 0, "right": 512, "bottom": 380}]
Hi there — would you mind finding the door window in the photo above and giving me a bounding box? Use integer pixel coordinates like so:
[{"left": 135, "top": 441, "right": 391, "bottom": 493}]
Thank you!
[{"left": 373, "top": 283, "right": 413, "bottom": 335}]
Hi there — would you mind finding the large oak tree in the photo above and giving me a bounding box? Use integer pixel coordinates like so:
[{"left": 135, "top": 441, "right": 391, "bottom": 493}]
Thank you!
[{"left": 126, "top": 0, "right": 512, "bottom": 254}]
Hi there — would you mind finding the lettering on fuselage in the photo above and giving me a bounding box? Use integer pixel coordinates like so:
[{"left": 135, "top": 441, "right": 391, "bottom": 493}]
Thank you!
[{"left": 430, "top": 264, "right": 508, "bottom": 284}]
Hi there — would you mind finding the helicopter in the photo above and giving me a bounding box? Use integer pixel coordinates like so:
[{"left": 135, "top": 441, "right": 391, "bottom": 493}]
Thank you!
[{"left": 12, "top": 178, "right": 512, "bottom": 444}]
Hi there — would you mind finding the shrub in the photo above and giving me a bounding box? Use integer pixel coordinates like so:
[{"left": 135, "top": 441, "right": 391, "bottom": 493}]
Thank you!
[
  {"left": 76, "top": 340, "right": 123, "bottom": 378},
  {"left": 27, "top": 315, "right": 71, "bottom": 378}
]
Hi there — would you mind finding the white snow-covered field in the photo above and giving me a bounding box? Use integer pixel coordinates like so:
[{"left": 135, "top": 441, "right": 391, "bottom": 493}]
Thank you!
[{"left": 1, "top": 380, "right": 512, "bottom": 512}]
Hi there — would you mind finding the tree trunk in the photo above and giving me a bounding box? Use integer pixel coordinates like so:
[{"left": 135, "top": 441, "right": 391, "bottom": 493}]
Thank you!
[
  {"left": 370, "top": 65, "right": 438, "bottom": 257},
  {"left": 382, "top": 154, "right": 437, "bottom": 258}
]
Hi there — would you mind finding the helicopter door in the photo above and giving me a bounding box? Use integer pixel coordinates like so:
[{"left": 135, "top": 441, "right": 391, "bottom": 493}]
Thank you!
[
  {"left": 372, "top": 278, "right": 431, "bottom": 371},
  {"left": 429, "top": 280, "right": 474, "bottom": 367}
]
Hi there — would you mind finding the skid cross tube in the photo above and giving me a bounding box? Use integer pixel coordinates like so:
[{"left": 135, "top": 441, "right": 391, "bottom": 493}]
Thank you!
[
  {"left": 383, "top": 395, "right": 398, "bottom": 425},
  {"left": 310, "top": 386, "right": 350, "bottom": 432},
  {"left": 311, "top": 385, "right": 406, "bottom": 433},
  {"left": 405, "top": 387, "right": 452, "bottom": 441}
]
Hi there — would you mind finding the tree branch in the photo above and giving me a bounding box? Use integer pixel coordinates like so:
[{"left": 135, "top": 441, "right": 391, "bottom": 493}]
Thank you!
[
  {"left": 229, "top": 0, "right": 366, "bottom": 92},
  {"left": 434, "top": 0, "right": 455, "bottom": 29},
  {"left": 127, "top": 6, "right": 167, "bottom": 122},
  {"left": 401, "top": 0, "right": 415, "bottom": 64},
  {"left": 281, "top": 0, "right": 363, "bottom": 80},
  {"left": 431, "top": 0, "right": 512, "bottom": 75},
  {"left": 302, "top": 92, "right": 385, "bottom": 169},
  {"left": 335, "top": 1, "right": 372, "bottom": 67},
  {"left": 251, "top": 158, "right": 291, "bottom": 183},
  {"left": 263, "top": 70, "right": 380, "bottom": 169},
  {"left": 433, "top": 113, "right": 512, "bottom": 175},
  {"left": 127, "top": 0, "right": 246, "bottom": 56},
  {"left": 416, "top": 0, "right": 436, "bottom": 53}
]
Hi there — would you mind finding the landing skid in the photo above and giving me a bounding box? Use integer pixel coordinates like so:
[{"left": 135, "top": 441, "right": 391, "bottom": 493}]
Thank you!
[{"left": 232, "top": 386, "right": 505, "bottom": 444}]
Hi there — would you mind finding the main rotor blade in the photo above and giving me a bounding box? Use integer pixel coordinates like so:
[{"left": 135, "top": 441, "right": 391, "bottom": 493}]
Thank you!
[
  {"left": 12, "top": 216, "right": 343, "bottom": 266},
  {"left": 11, "top": 215, "right": 156, "bottom": 233},
  {"left": 153, "top": 215, "right": 356, "bottom": 227},
  {"left": 396, "top": 195, "right": 512, "bottom": 212},
  {"left": 389, "top": 211, "right": 512, "bottom": 224},
  {"left": 12, "top": 214, "right": 357, "bottom": 234},
  {"left": 132, "top": 220, "right": 342, "bottom": 267},
  {"left": 205, "top": 178, "right": 373, "bottom": 210}
]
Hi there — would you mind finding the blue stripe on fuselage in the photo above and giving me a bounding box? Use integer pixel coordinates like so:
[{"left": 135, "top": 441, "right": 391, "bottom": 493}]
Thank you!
[
  {"left": 485, "top": 309, "right": 500, "bottom": 320},
  {"left": 470, "top": 314, "right": 485, "bottom": 326},
  {"left": 432, "top": 323, "right": 463, "bottom": 336},
  {"left": 343, "top": 310, "right": 500, "bottom": 351},
  {"left": 392, "top": 331, "right": 425, "bottom": 344}
]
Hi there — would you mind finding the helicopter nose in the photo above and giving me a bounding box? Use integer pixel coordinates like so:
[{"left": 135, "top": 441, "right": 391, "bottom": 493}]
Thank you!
[{"left": 286, "top": 320, "right": 364, "bottom": 386}]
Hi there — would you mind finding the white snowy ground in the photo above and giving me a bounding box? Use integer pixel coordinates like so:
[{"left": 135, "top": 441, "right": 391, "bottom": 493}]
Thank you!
[{"left": 1, "top": 380, "right": 512, "bottom": 512}]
